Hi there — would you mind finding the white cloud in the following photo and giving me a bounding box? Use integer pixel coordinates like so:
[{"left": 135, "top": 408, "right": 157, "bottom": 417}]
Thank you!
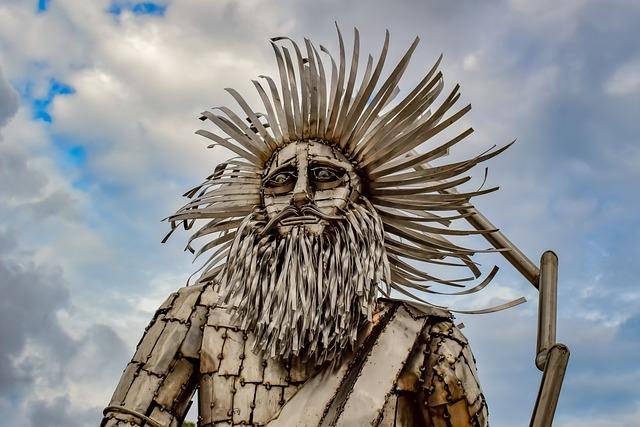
[
  {"left": 1, "top": 0, "right": 640, "bottom": 425},
  {"left": 604, "top": 58, "right": 640, "bottom": 96}
]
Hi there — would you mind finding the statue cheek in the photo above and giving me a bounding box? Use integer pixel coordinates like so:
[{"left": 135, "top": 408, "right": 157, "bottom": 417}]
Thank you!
[{"left": 313, "top": 187, "right": 351, "bottom": 216}]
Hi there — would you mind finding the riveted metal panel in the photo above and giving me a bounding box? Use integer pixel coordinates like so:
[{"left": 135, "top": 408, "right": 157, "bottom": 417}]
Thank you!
[
  {"left": 253, "top": 384, "right": 284, "bottom": 425},
  {"left": 149, "top": 406, "right": 174, "bottom": 426},
  {"left": 288, "top": 356, "right": 313, "bottom": 383},
  {"left": 156, "top": 358, "right": 194, "bottom": 408},
  {"left": 201, "top": 325, "right": 226, "bottom": 374},
  {"left": 181, "top": 306, "right": 207, "bottom": 359},
  {"left": 211, "top": 374, "right": 235, "bottom": 422},
  {"left": 145, "top": 321, "right": 189, "bottom": 375},
  {"left": 455, "top": 352, "right": 481, "bottom": 405},
  {"left": 109, "top": 362, "right": 141, "bottom": 406},
  {"left": 438, "top": 336, "right": 464, "bottom": 364},
  {"left": 335, "top": 306, "right": 423, "bottom": 427},
  {"left": 263, "top": 358, "right": 289, "bottom": 386},
  {"left": 199, "top": 374, "right": 214, "bottom": 425},
  {"left": 446, "top": 398, "right": 472, "bottom": 425},
  {"left": 219, "top": 329, "right": 245, "bottom": 376},
  {"left": 166, "top": 286, "right": 201, "bottom": 322},
  {"left": 396, "top": 341, "right": 426, "bottom": 392},
  {"left": 132, "top": 317, "right": 166, "bottom": 363},
  {"left": 376, "top": 394, "right": 397, "bottom": 427},
  {"left": 122, "top": 369, "right": 162, "bottom": 413},
  {"left": 240, "top": 346, "right": 264, "bottom": 383},
  {"left": 282, "top": 384, "right": 298, "bottom": 402},
  {"left": 232, "top": 381, "right": 256, "bottom": 424},
  {"left": 395, "top": 394, "right": 419, "bottom": 427},
  {"left": 207, "top": 306, "right": 238, "bottom": 329},
  {"left": 199, "top": 284, "right": 220, "bottom": 307}
]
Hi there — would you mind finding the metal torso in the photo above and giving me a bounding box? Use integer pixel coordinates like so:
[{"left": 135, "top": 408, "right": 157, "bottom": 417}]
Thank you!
[{"left": 102, "top": 282, "right": 488, "bottom": 427}]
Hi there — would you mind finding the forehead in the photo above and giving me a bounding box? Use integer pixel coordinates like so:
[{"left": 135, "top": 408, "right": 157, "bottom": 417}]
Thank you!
[{"left": 267, "top": 140, "right": 353, "bottom": 170}]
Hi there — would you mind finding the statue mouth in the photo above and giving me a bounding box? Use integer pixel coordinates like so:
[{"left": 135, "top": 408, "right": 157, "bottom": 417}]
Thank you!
[
  {"left": 280, "top": 215, "right": 321, "bottom": 226},
  {"left": 261, "top": 205, "right": 343, "bottom": 236}
]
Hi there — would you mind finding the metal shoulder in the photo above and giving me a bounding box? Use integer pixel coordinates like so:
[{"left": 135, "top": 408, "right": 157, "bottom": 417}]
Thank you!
[
  {"left": 418, "top": 319, "right": 488, "bottom": 427},
  {"left": 101, "top": 282, "right": 215, "bottom": 427}
]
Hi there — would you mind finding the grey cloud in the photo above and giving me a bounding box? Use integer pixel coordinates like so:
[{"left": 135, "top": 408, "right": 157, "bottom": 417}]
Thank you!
[
  {"left": 0, "top": 229, "right": 128, "bottom": 425},
  {"left": 0, "top": 144, "right": 49, "bottom": 200},
  {"left": 0, "top": 66, "right": 18, "bottom": 127},
  {"left": 0, "top": 230, "right": 73, "bottom": 393},
  {"left": 28, "top": 395, "right": 100, "bottom": 427}
]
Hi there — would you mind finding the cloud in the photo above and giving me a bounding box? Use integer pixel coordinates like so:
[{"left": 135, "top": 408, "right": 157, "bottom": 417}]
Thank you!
[
  {"left": 0, "top": 66, "right": 19, "bottom": 126},
  {"left": 0, "top": 62, "right": 129, "bottom": 426},
  {"left": 0, "top": 1, "right": 639, "bottom": 426},
  {"left": 604, "top": 58, "right": 640, "bottom": 96}
]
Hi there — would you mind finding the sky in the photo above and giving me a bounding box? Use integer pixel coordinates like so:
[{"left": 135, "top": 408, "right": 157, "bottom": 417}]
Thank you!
[{"left": 0, "top": 0, "right": 639, "bottom": 426}]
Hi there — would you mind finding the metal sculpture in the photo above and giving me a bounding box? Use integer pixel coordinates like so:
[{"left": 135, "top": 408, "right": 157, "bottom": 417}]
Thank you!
[{"left": 102, "top": 27, "right": 569, "bottom": 427}]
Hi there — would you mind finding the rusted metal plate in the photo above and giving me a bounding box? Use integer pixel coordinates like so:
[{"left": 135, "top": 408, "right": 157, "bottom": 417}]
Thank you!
[
  {"left": 232, "top": 381, "right": 257, "bottom": 424},
  {"left": 207, "top": 306, "right": 238, "bottom": 329},
  {"left": 200, "top": 284, "right": 220, "bottom": 307},
  {"left": 396, "top": 341, "right": 426, "bottom": 392},
  {"left": 266, "top": 360, "right": 352, "bottom": 426},
  {"left": 149, "top": 406, "right": 174, "bottom": 427},
  {"left": 253, "top": 384, "right": 284, "bottom": 425},
  {"left": 109, "top": 362, "right": 141, "bottom": 406},
  {"left": 181, "top": 306, "right": 207, "bottom": 359},
  {"left": 199, "top": 373, "right": 214, "bottom": 425},
  {"left": 240, "top": 347, "right": 264, "bottom": 383},
  {"left": 123, "top": 369, "right": 162, "bottom": 413},
  {"left": 288, "top": 356, "right": 312, "bottom": 383},
  {"left": 219, "top": 329, "right": 245, "bottom": 376},
  {"left": 201, "top": 325, "right": 226, "bottom": 374},
  {"left": 447, "top": 398, "right": 472, "bottom": 425},
  {"left": 145, "top": 321, "right": 188, "bottom": 375},
  {"left": 282, "top": 384, "right": 298, "bottom": 402},
  {"left": 211, "top": 374, "right": 235, "bottom": 422},
  {"left": 263, "top": 358, "right": 289, "bottom": 386},
  {"left": 455, "top": 354, "right": 481, "bottom": 405},
  {"left": 132, "top": 317, "right": 166, "bottom": 363},
  {"left": 156, "top": 358, "right": 195, "bottom": 407},
  {"left": 395, "top": 394, "right": 419, "bottom": 427},
  {"left": 439, "top": 336, "right": 464, "bottom": 364},
  {"left": 335, "top": 306, "right": 423, "bottom": 426},
  {"left": 166, "top": 286, "right": 201, "bottom": 322},
  {"left": 376, "top": 394, "right": 397, "bottom": 427}
]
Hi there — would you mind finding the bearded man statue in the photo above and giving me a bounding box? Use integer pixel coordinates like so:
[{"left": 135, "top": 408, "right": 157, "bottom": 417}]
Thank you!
[{"left": 101, "top": 27, "right": 520, "bottom": 427}]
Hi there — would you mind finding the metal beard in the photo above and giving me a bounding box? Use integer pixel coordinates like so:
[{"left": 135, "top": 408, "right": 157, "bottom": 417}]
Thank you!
[{"left": 217, "top": 199, "right": 390, "bottom": 366}]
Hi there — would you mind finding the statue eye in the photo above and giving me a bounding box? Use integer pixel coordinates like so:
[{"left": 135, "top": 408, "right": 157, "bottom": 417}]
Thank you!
[
  {"left": 266, "top": 170, "right": 295, "bottom": 187},
  {"left": 311, "top": 166, "right": 341, "bottom": 182}
]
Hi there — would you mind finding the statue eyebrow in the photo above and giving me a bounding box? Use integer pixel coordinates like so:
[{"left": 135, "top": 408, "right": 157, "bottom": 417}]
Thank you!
[{"left": 309, "top": 158, "right": 350, "bottom": 171}]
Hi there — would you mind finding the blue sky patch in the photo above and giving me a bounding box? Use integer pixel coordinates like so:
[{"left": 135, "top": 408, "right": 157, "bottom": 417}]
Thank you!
[
  {"left": 67, "top": 145, "right": 87, "bottom": 167},
  {"left": 107, "top": 1, "right": 167, "bottom": 17},
  {"left": 17, "top": 78, "right": 75, "bottom": 123},
  {"left": 37, "top": 0, "right": 50, "bottom": 13}
]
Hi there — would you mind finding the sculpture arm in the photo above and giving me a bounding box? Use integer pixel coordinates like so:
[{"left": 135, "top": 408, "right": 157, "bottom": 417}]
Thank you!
[
  {"left": 419, "top": 319, "right": 489, "bottom": 427},
  {"left": 101, "top": 284, "right": 208, "bottom": 427}
]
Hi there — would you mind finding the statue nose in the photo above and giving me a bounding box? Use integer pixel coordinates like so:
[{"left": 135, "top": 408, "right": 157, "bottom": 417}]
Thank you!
[
  {"left": 292, "top": 145, "right": 312, "bottom": 209},
  {"left": 292, "top": 164, "right": 311, "bottom": 209},
  {"left": 292, "top": 177, "right": 311, "bottom": 208}
]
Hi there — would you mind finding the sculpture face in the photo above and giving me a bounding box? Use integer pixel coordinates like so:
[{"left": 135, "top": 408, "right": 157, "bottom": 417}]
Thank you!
[{"left": 262, "top": 140, "right": 361, "bottom": 235}]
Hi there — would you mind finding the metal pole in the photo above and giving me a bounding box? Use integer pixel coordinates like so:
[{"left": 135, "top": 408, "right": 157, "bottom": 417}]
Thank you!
[
  {"left": 536, "top": 251, "right": 558, "bottom": 370},
  {"left": 459, "top": 205, "right": 540, "bottom": 288},
  {"left": 529, "top": 344, "right": 570, "bottom": 427}
]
